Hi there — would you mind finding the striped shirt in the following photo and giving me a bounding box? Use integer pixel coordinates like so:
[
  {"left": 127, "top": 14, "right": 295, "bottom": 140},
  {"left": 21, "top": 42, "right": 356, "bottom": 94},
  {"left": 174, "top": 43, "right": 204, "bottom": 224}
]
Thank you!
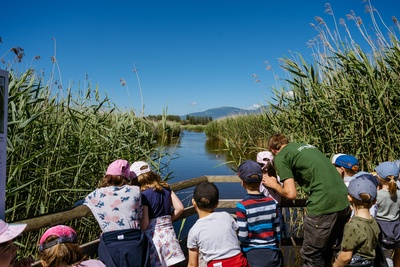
[{"left": 236, "top": 193, "right": 280, "bottom": 252}]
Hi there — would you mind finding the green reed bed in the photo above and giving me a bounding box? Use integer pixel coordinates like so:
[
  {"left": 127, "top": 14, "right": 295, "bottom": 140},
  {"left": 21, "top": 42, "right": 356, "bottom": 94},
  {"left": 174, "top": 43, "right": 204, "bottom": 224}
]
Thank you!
[
  {"left": 205, "top": 3, "right": 400, "bottom": 170},
  {"left": 6, "top": 68, "right": 162, "bottom": 257}
]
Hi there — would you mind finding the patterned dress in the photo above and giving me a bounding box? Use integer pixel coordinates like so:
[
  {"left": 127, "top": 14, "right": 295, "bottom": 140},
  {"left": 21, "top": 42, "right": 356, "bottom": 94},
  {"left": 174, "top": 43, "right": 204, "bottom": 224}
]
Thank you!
[{"left": 142, "top": 188, "right": 185, "bottom": 266}]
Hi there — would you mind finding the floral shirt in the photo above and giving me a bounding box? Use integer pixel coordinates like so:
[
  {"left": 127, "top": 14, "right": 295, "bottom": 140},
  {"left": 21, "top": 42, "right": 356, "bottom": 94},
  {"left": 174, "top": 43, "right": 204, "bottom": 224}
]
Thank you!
[{"left": 84, "top": 185, "right": 142, "bottom": 232}]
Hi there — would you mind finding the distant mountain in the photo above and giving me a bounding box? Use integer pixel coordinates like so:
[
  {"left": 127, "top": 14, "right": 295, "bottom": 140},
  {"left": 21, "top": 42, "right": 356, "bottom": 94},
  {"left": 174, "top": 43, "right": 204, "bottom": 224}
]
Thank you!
[{"left": 181, "top": 106, "right": 266, "bottom": 120}]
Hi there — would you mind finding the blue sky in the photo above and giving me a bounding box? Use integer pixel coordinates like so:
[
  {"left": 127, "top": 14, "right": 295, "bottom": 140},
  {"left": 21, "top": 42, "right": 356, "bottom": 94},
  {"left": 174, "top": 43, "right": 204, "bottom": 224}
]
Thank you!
[{"left": 1, "top": 0, "right": 399, "bottom": 116}]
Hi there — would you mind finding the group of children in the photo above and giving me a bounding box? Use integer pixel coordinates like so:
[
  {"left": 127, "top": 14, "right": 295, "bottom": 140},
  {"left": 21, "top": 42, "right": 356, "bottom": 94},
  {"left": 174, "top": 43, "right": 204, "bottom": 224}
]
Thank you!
[
  {"left": 188, "top": 152, "right": 400, "bottom": 267},
  {"left": 0, "top": 158, "right": 185, "bottom": 267},
  {"left": 331, "top": 154, "right": 400, "bottom": 267},
  {"left": 2, "top": 152, "right": 400, "bottom": 267}
]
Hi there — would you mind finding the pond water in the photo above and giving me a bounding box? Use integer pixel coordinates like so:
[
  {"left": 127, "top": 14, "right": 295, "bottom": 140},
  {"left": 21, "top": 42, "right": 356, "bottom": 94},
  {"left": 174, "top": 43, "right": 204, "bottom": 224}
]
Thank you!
[{"left": 159, "top": 130, "right": 246, "bottom": 238}]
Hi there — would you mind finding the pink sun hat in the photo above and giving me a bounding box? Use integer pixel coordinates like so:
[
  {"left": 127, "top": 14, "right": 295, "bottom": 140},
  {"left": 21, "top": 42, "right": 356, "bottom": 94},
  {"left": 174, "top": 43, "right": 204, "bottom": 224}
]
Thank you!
[
  {"left": 0, "top": 219, "right": 27, "bottom": 243},
  {"left": 105, "top": 159, "right": 135, "bottom": 180}
]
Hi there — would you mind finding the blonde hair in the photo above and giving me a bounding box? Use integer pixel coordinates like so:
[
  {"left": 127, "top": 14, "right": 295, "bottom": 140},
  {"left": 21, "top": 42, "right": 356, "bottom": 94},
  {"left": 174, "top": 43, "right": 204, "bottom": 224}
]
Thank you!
[
  {"left": 39, "top": 236, "right": 86, "bottom": 267},
  {"left": 137, "top": 171, "right": 170, "bottom": 192},
  {"left": 377, "top": 175, "right": 398, "bottom": 198}
]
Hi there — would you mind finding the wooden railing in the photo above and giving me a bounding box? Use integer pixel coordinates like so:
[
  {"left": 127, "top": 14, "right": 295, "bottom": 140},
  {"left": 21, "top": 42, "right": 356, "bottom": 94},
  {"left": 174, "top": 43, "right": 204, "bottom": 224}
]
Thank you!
[{"left": 15, "top": 175, "right": 306, "bottom": 266}]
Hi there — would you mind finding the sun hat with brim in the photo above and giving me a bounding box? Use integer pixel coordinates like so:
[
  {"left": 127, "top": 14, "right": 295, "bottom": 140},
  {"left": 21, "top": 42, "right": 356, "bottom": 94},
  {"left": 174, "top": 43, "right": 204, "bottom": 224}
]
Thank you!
[
  {"left": 39, "top": 225, "right": 78, "bottom": 252},
  {"left": 348, "top": 174, "right": 377, "bottom": 203},
  {"left": 106, "top": 159, "right": 134, "bottom": 180},
  {"left": 0, "top": 219, "right": 27, "bottom": 243},
  {"left": 130, "top": 161, "right": 151, "bottom": 179},
  {"left": 375, "top": 161, "right": 400, "bottom": 181},
  {"left": 256, "top": 151, "right": 274, "bottom": 170}
]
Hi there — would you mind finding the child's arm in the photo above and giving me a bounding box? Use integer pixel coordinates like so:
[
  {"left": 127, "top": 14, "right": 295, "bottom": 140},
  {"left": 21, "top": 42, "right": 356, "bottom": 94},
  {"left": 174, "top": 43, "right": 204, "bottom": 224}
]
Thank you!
[
  {"left": 140, "top": 205, "right": 150, "bottom": 230},
  {"left": 187, "top": 248, "right": 199, "bottom": 267},
  {"left": 236, "top": 203, "right": 248, "bottom": 243},
  {"left": 171, "top": 190, "right": 184, "bottom": 221},
  {"left": 333, "top": 249, "right": 353, "bottom": 267}
]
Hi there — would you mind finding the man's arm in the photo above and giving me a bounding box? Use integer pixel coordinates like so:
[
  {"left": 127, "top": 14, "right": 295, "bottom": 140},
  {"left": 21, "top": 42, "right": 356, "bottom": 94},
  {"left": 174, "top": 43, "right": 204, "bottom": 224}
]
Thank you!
[{"left": 262, "top": 174, "right": 297, "bottom": 200}]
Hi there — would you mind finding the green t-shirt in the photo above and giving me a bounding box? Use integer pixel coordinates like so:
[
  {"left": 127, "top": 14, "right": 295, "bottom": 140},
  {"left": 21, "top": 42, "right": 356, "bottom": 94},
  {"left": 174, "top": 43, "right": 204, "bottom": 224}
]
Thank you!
[
  {"left": 340, "top": 216, "right": 380, "bottom": 260},
  {"left": 274, "top": 142, "right": 349, "bottom": 215}
]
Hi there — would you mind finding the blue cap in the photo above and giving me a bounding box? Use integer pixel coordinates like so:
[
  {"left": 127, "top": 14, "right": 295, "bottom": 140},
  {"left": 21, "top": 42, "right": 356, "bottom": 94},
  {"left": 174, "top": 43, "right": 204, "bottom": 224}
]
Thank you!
[
  {"left": 237, "top": 160, "right": 262, "bottom": 183},
  {"left": 332, "top": 154, "right": 359, "bottom": 171},
  {"left": 393, "top": 160, "right": 400, "bottom": 170},
  {"left": 375, "top": 162, "right": 399, "bottom": 180},
  {"left": 353, "top": 171, "right": 379, "bottom": 187},
  {"left": 348, "top": 174, "right": 377, "bottom": 202}
]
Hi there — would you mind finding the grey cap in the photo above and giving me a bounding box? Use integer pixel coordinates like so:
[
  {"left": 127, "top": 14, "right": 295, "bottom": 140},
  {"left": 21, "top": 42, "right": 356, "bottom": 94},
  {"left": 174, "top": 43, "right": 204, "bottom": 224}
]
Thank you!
[{"left": 348, "top": 174, "right": 377, "bottom": 202}]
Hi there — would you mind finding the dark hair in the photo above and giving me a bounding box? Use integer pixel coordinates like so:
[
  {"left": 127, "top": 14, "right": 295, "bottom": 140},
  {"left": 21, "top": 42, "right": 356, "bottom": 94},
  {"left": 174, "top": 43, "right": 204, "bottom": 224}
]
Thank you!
[
  {"left": 193, "top": 182, "right": 219, "bottom": 210},
  {"left": 242, "top": 176, "right": 261, "bottom": 191},
  {"left": 268, "top": 133, "right": 289, "bottom": 151}
]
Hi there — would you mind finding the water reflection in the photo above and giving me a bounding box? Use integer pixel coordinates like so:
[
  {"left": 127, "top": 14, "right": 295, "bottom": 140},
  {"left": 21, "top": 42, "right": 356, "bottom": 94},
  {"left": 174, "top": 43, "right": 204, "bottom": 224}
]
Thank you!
[{"left": 158, "top": 130, "right": 247, "bottom": 239}]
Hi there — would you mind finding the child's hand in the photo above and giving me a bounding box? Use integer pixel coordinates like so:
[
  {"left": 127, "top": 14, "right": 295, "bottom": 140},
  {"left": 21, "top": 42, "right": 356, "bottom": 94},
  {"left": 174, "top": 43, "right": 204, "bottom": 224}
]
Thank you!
[{"left": 13, "top": 257, "right": 34, "bottom": 267}]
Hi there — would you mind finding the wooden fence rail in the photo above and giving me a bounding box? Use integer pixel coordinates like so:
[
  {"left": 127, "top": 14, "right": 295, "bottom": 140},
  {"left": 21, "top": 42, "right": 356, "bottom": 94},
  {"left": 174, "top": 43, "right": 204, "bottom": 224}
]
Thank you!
[{"left": 14, "top": 175, "right": 306, "bottom": 267}]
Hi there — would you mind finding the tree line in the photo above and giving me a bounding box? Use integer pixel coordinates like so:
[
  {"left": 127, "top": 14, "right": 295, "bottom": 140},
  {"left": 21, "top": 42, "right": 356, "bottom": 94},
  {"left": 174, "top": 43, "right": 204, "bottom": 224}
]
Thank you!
[{"left": 146, "top": 115, "right": 213, "bottom": 125}]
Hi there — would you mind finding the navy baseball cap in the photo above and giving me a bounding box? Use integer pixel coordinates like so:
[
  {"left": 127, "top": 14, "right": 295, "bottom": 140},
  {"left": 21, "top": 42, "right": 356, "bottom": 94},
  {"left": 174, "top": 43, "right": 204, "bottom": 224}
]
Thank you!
[{"left": 237, "top": 160, "right": 262, "bottom": 183}]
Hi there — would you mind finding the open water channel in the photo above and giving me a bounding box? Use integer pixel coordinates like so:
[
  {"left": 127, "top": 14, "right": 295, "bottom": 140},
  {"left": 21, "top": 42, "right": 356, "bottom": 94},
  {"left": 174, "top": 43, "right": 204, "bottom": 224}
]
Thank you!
[{"left": 160, "top": 130, "right": 245, "bottom": 238}]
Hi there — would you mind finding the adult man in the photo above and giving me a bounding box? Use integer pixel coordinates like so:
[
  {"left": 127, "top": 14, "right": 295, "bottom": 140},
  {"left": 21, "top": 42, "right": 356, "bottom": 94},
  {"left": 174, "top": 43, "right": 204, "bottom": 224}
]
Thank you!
[{"left": 263, "top": 133, "right": 351, "bottom": 267}]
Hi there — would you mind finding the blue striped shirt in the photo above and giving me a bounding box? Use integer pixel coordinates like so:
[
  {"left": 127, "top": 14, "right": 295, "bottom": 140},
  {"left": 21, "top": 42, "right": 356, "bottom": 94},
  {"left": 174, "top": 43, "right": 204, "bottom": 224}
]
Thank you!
[{"left": 236, "top": 193, "right": 280, "bottom": 252}]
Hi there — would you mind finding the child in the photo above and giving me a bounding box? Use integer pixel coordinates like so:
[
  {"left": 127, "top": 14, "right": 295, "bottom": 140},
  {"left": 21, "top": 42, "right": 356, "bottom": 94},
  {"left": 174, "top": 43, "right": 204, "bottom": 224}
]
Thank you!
[
  {"left": 257, "top": 151, "right": 286, "bottom": 238},
  {"left": 38, "top": 225, "right": 106, "bottom": 267},
  {"left": 374, "top": 161, "right": 400, "bottom": 267},
  {"left": 130, "top": 160, "right": 185, "bottom": 267},
  {"left": 187, "top": 181, "right": 249, "bottom": 267},
  {"left": 257, "top": 151, "right": 281, "bottom": 204},
  {"left": 236, "top": 160, "right": 282, "bottom": 267},
  {"left": 0, "top": 219, "right": 33, "bottom": 267},
  {"left": 331, "top": 153, "right": 360, "bottom": 186},
  {"left": 333, "top": 174, "right": 380, "bottom": 267},
  {"left": 84, "top": 159, "right": 148, "bottom": 267}
]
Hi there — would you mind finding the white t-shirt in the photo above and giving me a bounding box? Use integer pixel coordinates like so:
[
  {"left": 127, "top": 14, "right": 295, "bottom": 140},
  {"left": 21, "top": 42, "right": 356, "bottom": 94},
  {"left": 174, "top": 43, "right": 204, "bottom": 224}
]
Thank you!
[{"left": 187, "top": 211, "right": 241, "bottom": 263}]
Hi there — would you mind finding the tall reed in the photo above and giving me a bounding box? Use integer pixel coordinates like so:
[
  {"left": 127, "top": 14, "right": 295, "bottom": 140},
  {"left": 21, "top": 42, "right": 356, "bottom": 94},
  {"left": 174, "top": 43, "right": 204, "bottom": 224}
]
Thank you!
[
  {"left": 6, "top": 68, "right": 159, "bottom": 257},
  {"left": 205, "top": 2, "right": 400, "bottom": 170}
]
